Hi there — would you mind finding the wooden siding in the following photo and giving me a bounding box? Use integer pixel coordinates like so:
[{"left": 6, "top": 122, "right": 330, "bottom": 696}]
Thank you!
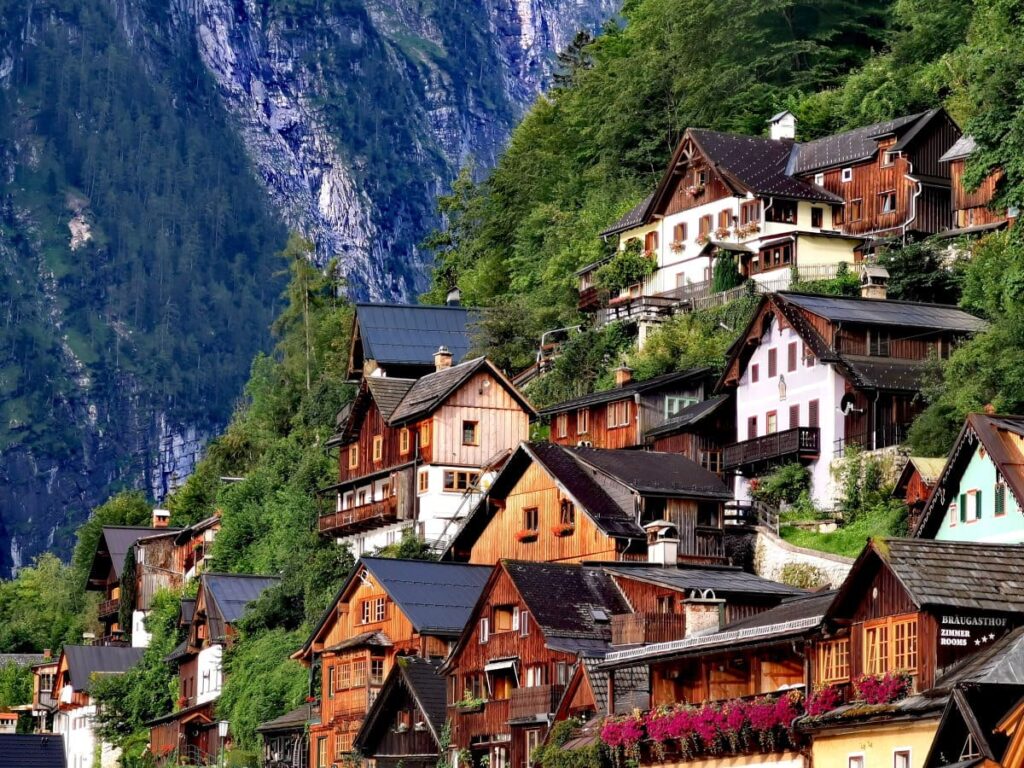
[
  {"left": 338, "top": 398, "right": 428, "bottom": 483},
  {"left": 548, "top": 399, "right": 639, "bottom": 450},
  {"left": 649, "top": 646, "right": 804, "bottom": 708},
  {"left": 432, "top": 371, "right": 530, "bottom": 466},
  {"left": 950, "top": 159, "right": 1006, "bottom": 227},
  {"left": 911, "top": 113, "right": 961, "bottom": 180},
  {"left": 361, "top": 680, "right": 438, "bottom": 768},
  {"left": 467, "top": 463, "right": 623, "bottom": 565},
  {"left": 136, "top": 537, "right": 181, "bottom": 612},
  {"left": 658, "top": 138, "right": 735, "bottom": 217}
]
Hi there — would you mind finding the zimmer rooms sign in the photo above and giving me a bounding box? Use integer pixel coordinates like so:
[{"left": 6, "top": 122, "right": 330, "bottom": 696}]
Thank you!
[{"left": 938, "top": 613, "right": 1012, "bottom": 667}]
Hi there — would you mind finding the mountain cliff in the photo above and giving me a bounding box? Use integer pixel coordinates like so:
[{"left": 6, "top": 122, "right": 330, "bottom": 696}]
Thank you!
[{"left": 0, "top": 0, "right": 620, "bottom": 573}]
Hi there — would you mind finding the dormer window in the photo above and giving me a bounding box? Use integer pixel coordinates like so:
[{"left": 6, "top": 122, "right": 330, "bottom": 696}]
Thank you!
[
  {"left": 882, "top": 150, "right": 897, "bottom": 167},
  {"left": 841, "top": 167, "right": 853, "bottom": 183},
  {"left": 697, "top": 170, "right": 707, "bottom": 186},
  {"left": 814, "top": 173, "right": 825, "bottom": 186}
]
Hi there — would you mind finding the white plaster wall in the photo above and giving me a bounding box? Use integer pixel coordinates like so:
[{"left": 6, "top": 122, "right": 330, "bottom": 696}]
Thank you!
[
  {"left": 132, "top": 609, "right": 151, "bottom": 648},
  {"left": 56, "top": 702, "right": 97, "bottom": 768},
  {"left": 196, "top": 645, "right": 223, "bottom": 706},
  {"left": 649, "top": 196, "right": 743, "bottom": 292}
]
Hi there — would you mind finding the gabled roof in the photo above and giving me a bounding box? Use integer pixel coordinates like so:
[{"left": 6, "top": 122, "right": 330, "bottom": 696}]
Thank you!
[
  {"left": 916, "top": 414, "right": 1024, "bottom": 539},
  {"left": 538, "top": 369, "right": 711, "bottom": 416},
  {"left": 326, "top": 630, "right": 393, "bottom": 653},
  {"left": 61, "top": 645, "right": 145, "bottom": 692},
  {"left": 365, "top": 377, "right": 416, "bottom": 421},
  {"left": 789, "top": 111, "right": 934, "bottom": 174},
  {"left": 89, "top": 525, "right": 183, "bottom": 582},
  {"left": 644, "top": 395, "right": 730, "bottom": 439},
  {"left": 203, "top": 573, "right": 280, "bottom": 625},
  {"left": 778, "top": 292, "right": 987, "bottom": 332},
  {"left": 893, "top": 456, "right": 945, "bottom": 499},
  {"left": 829, "top": 538, "right": 1024, "bottom": 618},
  {"left": 600, "top": 194, "right": 655, "bottom": 237},
  {"left": 604, "top": 564, "right": 805, "bottom": 599},
  {"left": 577, "top": 658, "right": 649, "bottom": 716},
  {"left": 0, "top": 734, "right": 66, "bottom": 768},
  {"left": 354, "top": 656, "right": 447, "bottom": 753},
  {"left": 939, "top": 135, "right": 978, "bottom": 164},
  {"left": 257, "top": 702, "right": 320, "bottom": 733},
  {"left": 171, "top": 513, "right": 221, "bottom": 546},
  {"left": 569, "top": 446, "right": 732, "bottom": 500},
  {"left": 352, "top": 302, "right": 479, "bottom": 368}
]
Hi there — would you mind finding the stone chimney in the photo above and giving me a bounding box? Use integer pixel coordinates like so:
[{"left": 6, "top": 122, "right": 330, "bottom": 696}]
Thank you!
[
  {"left": 860, "top": 265, "right": 890, "bottom": 300},
  {"left": 644, "top": 520, "right": 679, "bottom": 566},
  {"left": 446, "top": 288, "right": 461, "bottom": 306},
  {"left": 434, "top": 345, "right": 453, "bottom": 371},
  {"left": 152, "top": 508, "right": 171, "bottom": 529},
  {"left": 683, "top": 594, "right": 726, "bottom": 637},
  {"left": 614, "top": 365, "right": 634, "bottom": 388},
  {"left": 43, "top": 648, "right": 52, "bottom": 660},
  {"left": 768, "top": 110, "right": 797, "bottom": 141}
]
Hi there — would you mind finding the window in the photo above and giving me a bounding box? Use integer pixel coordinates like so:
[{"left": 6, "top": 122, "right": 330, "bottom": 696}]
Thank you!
[
  {"left": 817, "top": 638, "right": 850, "bottom": 684},
  {"left": 520, "top": 611, "right": 531, "bottom": 637},
  {"left": 850, "top": 199, "right": 863, "bottom": 221},
  {"left": 841, "top": 167, "right": 853, "bottom": 183},
  {"left": 699, "top": 214, "right": 712, "bottom": 237},
  {"left": 701, "top": 449, "right": 723, "bottom": 474},
  {"left": 751, "top": 364, "right": 760, "bottom": 383},
  {"left": 869, "top": 330, "right": 891, "bottom": 357},
  {"left": 362, "top": 596, "right": 387, "bottom": 624},
  {"left": 665, "top": 395, "right": 697, "bottom": 418},
  {"left": 400, "top": 428, "right": 411, "bottom": 455},
  {"left": 747, "top": 416, "right": 757, "bottom": 440},
  {"left": 372, "top": 435, "right": 383, "bottom": 462},
  {"left": 752, "top": 243, "right": 793, "bottom": 274},
  {"left": 644, "top": 231, "right": 659, "bottom": 253},
  {"left": 370, "top": 657, "right": 385, "bottom": 685},
  {"left": 718, "top": 209, "right": 732, "bottom": 230},
  {"left": 338, "top": 663, "right": 352, "bottom": 690},
  {"left": 880, "top": 191, "right": 897, "bottom": 213},
  {"left": 523, "top": 507, "right": 539, "bottom": 531},
  {"left": 805, "top": 344, "right": 815, "bottom": 366},
  {"left": 327, "top": 666, "right": 336, "bottom": 699},
  {"left": 494, "top": 605, "right": 516, "bottom": 632},
  {"left": 352, "top": 660, "right": 367, "bottom": 687},
  {"left": 491, "top": 675, "right": 514, "bottom": 700},
  {"left": 740, "top": 200, "right": 760, "bottom": 225},
  {"left": 577, "top": 408, "right": 589, "bottom": 435},
  {"left": 864, "top": 615, "right": 918, "bottom": 675},
  {"left": 961, "top": 734, "right": 980, "bottom": 761},
  {"left": 864, "top": 623, "right": 889, "bottom": 675},
  {"left": 697, "top": 170, "right": 707, "bottom": 186},
  {"left": 524, "top": 665, "right": 548, "bottom": 687},
  {"left": 673, "top": 222, "right": 687, "bottom": 243},
  {"left": 949, "top": 499, "right": 959, "bottom": 526},
  {"left": 789, "top": 404, "right": 800, "bottom": 429},
  {"left": 462, "top": 421, "right": 478, "bottom": 446},
  {"left": 656, "top": 595, "right": 675, "bottom": 614},
  {"left": 766, "top": 411, "right": 778, "bottom": 434},
  {"left": 418, "top": 471, "right": 429, "bottom": 493},
  {"left": 882, "top": 150, "right": 897, "bottom": 167},
  {"left": 443, "top": 470, "right": 480, "bottom": 492},
  {"left": 479, "top": 618, "right": 490, "bottom": 644},
  {"left": 492, "top": 747, "right": 509, "bottom": 768},
  {"left": 317, "top": 737, "right": 329, "bottom": 768},
  {"left": 768, "top": 349, "right": 778, "bottom": 378},
  {"left": 764, "top": 199, "right": 797, "bottom": 224},
  {"left": 814, "top": 173, "right": 825, "bottom": 186},
  {"left": 526, "top": 731, "right": 541, "bottom": 766},
  {"left": 811, "top": 207, "right": 823, "bottom": 228},
  {"left": 808, "top": 399, "right": 820, "bottom": 428},
  {"left": 996, "top": 481, "right": 1007, "bottom": 517},
  {"left": 420, "top": 421, "right": 431, "bottom": 448},
  {"left": 348, "top": 444, "right": 359, "bottom": 469},
  {"left": 555, "top": 414, "right": 568, "bottom": 439},
  {"left": 849, "top": 757, "right": 864, "bottom": 768},
  {"left": 607, "top": 400, "right": 630, "bottom": 428},
  {"left": 787, "top": 342, "right": 798, "bottom": 372},
  {"left": 560, "top": 499, "right": 576, "bottom": 526},
  {"left": 963, "top": 490, "right": 981, "bottom": 522},
  {"left": 358, "top": 490, "right": 368, "bottom": 506}
]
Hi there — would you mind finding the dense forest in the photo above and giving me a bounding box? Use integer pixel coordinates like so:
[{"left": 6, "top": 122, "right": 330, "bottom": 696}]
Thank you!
[{"left": 1, "top": 0, "right": 1024, "bottom": 764}]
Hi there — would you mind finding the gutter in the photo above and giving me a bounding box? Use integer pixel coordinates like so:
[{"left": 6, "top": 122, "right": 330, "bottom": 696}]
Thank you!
[{"left": 903, "top": 155, "right": 923, "bottom": 242}]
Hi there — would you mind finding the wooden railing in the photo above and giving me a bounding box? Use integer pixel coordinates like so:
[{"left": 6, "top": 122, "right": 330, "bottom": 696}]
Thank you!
[
  {"left": 578, "top": 286, "right": 604, "bottom": 311},
  {"left": 98, "top": 598, "right": 120, "bottom": 618},
  {"left": 451, "top": 697, "right": 510, "bottom": 741},
  {"left": 689, "top": 526, "right": 725, "bottom": 560},
  {"left": 319, "top": 496, "right": 399, "bottom": 536},
  {"left": 611, "top": 613, "right": 688, "bottom": 646},
  {"left": 723, "top": 427, "right": 820, "bottom": 471},
  {"left": 834, "top": 423, "right": 909, "bottom": 457},
  {"left": 509, "top": 685, "right": 566, "bottom": 722}
]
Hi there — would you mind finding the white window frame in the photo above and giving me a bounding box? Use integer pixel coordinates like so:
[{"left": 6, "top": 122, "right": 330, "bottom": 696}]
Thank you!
[
  {"left": 893, "top": 748, "right": 912, "bottom": 768},
  {"left": 479, "top": 618, "right": 489, "bottom": 644},
  {"left": 814, "top": 172, "right": 825, "bottom": 186},
  {"left": 520, "top": 611, "right": 530, "bottom": 637},
  {"left": 664, "top": 395, "right": 697, "bottom": 418},
  {"left": 848, "top": 754, "right": 865, "bottom": 768},
  {"left": 841, "top": 167, "right": 853, "bottom": 183}
]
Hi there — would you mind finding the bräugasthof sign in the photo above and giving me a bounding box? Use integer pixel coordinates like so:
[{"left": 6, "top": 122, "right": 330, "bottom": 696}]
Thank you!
[{"left": 941, "top": 615, "right": 1009, "bottom": 627}]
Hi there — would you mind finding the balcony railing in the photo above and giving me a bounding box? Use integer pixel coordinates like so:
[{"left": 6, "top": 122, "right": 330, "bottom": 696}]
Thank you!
[
  {"left": 723, "top": 427, "right": 820, "bottom": 472},
  {"left": 611, "top": 613, "right": 688, "bottom": 646},
  {"left": 451, "top": 697, "right": 510, "bottom": 743},
  {"left": 98, "top": 598, "right": 120, "bottom": 618},
  {"left": 319, "top": 496, "right": 399, "bottom": 536},
  {"left": 578, "top": 286, "right": 604, "bottom": 312},
  {"left": 688, "top": 526, "right": 725, "bottom": 561},
  {"left": 834, "top": 423, "right": 909, "bottom": 457},
  {"left": 509, "top": 685, "right": 566, "bottom": 723}
]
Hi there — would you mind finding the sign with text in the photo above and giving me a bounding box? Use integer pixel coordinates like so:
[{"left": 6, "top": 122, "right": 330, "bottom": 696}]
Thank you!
[{"left": 937, "top": 613, "right": 1011, "bottom": 668}]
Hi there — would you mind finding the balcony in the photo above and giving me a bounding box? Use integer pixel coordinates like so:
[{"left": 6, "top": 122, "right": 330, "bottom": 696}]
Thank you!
[
  {"left": 451, "top": 698, "right": 510, "bottom": 744},
  {"left": 834, "top": 423, "right": 909, "bottom": 457},
  {"left": 509, "top": 685, "right": 565, "bottom": 724},
  {"left": 98, "top": 598, "right": 120, "bottom": 618},
  {"left": 683, "top": 526, "right": 725, "bottom": 563},
  {"left": 611, "top": 613, "right": 688, "bottom": 647},
  {"left": 578, "top": 286, "right": 604, "bottom": 312},
  {"left": 723, "top": 427, "right": 820, "bottom": 473},
  {"left": 319, "top": 496, "right": 399, "bottom": 536}
]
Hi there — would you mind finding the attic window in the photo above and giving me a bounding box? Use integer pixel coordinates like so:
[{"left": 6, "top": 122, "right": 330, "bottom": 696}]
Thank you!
[
  {"left": 400, "top": 428, "right": 411, "bottom": 454},
  {"left": 882, "top": 151, "right": 897, "bottom": 167},
  {"left": 841, "top": 167, "right": 853, "bottom": 183},
  {"left": 590, "top": 608, "right": 609, "bottom": 623},
  {"left": 493, "top": 605, "right": 517, "bottom": 633},
  {"left": 462, "top": 421, "right": 479, "bottom": 446},
  {"left": 814, "top": 173, "right": 825, "bottom": 186}
]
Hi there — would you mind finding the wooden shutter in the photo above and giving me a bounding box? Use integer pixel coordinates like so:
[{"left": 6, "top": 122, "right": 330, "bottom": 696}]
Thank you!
[
  {"left": 747, "top": 416, "right": 757, "bottom": 439},
  {"left": 808, "top": 400, "right": 819, "bottom": 428},
  {"left": 479, "top": 618, "right": 489, "bottom": 644},
  {"left": 768, "top": 349, "right": 777, "bottom": 377},
  {"left": 788, "top": 342, "right": 797, "bottom": 372},
  {"left": 960, "top": 493, "right": 967, "bottom": 523},
  {"left": 789, "top": 404, "right": 800, "bottom": 429}
]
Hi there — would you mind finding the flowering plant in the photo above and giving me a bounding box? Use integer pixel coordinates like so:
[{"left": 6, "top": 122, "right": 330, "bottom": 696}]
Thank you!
[
  {"left": 855, "top": 671, "right": 912, "bottom": 704},
  {"left": 551, "top": 523, "right": 575, "bottom": 537},
  {"left": 601, "top": 715, "right": 644, "bottom": 766},
  {"left": 514, "top": 529, "right": 538, "bottom": 543},
  {"left": 688, "top": 184, "right": 705, "bottom": 197},
  {"left": 806, "top": 685, "right": 842, "bottom": 716},
  {"left": 670, "top": 240, "right": 685, "bottom": 253},
  {"left": 695, "top": 234, "right": 710, "bottom": 246},
  {"left": 714, "top": 226, "right": 732, "bottom": 240}
]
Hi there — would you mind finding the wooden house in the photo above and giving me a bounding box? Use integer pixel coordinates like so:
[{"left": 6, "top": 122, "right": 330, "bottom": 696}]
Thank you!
[
  {"left": 321, "top": 355, "right": 535, "bottom": 555},
  {"left": 53, "top": 645, "right": 144, "bottom": 768},
  {"left": 914, "top": 414, "right": 1024, "bottom": 545},
  {"left": 893, "top": 457, "right": 945, "bottom": 536},
  {"left": 718, "top": 291, "right": 986, "bottom": 507},
  {"left": 292, "top": 558, "right": 490, "bottom": 768},
  {"left": 938, "top": 135, "right": 1011, "bottom": 235},
  {"left": 352, "top": 656, "right": 448, "bottom": 768},
  {"left": 348, "top": 301, "right": 479, "bottom": 380},
  {"left": 257, "top": 702, "right": 319, "bottom": 768},
  {"left": 147, "top": 573, "right": 279, "bottom": 764},
  {"left": 444, "top": 442, "right": 731, "bottom": 565},
  {"left": 643, "top": 395, "right": 733, "bottom": 475},
  {"left": 30, "top": 655, "right": 58, "bottom": 733},
  {"left": 539, "top": 368, "right": 713, "bottom": 451},
  {"left": 442, "top": 561, "right": 629, "bottom": 768}
]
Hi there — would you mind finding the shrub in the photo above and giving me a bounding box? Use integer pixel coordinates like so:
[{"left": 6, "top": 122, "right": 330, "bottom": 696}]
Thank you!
[
  {"left": 595, "top": 240, "right": 655, "bottom": 293},
  {"left": 751, "top": 463, "right": 811, "bottom": 507}
]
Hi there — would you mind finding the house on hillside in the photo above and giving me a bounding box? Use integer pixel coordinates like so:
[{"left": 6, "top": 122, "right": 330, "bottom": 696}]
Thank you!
[
  {"left": 348, "top": 301, "right": 479, "bottom": 380},
  {"left": 30, "top": 653, "right": 58, "bottom": 733},
  {"left": 146, "top": 573, "right": 279, "bottom": 765},
  {"left": 444, "top": 442, "right": 731, "bottom": 565},
  {"left": 718, "top": 291, "right": 986, "bottom": 507},
  {"left": 913, "top": 414, "right": 1024, "bottom": 543},
  {"left": 892, "top": 456, "right": 945, "bottom": 535},
  {"left": 539, "top": 367, "right": 714, "bottom": 450},
  {"left": 53, "top": 645, "right": 145, "bottom": 768},
  {"left": 938, "top": 135, "right": 1014, "bottom": 236},
  {"left": 257, "top": 701, "right": 319, "bottom": 768},
  {"left": 352, "top": 656, "right": 448, "bottom": 768},
  {"left": 580, "top": 109, "right": 963, "bottom": 338},
  {"left": 321, "top": 355, "right": 534, "bottom": 555},
  {"left": 291, "top": 558, "right": 490, "bottom": 768},
  {"left": 643, "top": 394, "right": 734, "bottom": 474}
]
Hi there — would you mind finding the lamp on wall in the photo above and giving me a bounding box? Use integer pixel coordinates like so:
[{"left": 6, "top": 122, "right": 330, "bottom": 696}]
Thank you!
[{"left": 218, "top": 721, "right": 230, "bottom": 767}]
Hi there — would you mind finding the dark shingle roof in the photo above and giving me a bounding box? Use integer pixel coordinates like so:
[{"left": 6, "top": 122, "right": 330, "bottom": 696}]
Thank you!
[
  {"left": 203, "top": 573, "right": 281, "bottom": 624},
  {"left": 257, "top": 702, "right": 320, "bottom": 733},
  {"left": 365, "top": 377, "right": 415, "bottom": 421},
  {"left": 778, "top": 292, "right": 987, "bottom": 332},
  {"left": 790, "top": 112, "right": 931, "bottom": 174},
  {"left": 605, "top": 565, "right": 806, "bottom": 599},
  {"left": 690, "top": 129, "right": 842, "bottom": 202},
  {"left": 179, "top": 598, "right": 196, "bottom": 626},
  {"left": 354, "top": 303, "right": 478, "bottom": 367},
  {"left": 387, "top": 357, "right": 487, "bottom": 424},
  {"left": 325, "top": 631, "right": 393, "bottom": 653},
  {"left": 96, "top": 526, "right": 182, "bottom": 579},
  {"left": 840, "top": 355, "right": 932, "bottom": 392},
  {"left": 581, "top": 658, "right": 649, "bottom": 716},
  {"left": 0, "top": 734, "right": 66, "bottom": 768},
  {"left": 644, "top": 395, "right": 730, "bottom": 439},
  {"left": 62, "top": 645, "right": 145, "bottom": 692},
  {"left": 568, "top": 446, "right": 732, "bottom": 500},
  {"left": 600, "top": 193, "right": 655, "bottom": 237},
  {"left": 0, "top": 653, "right": 46, "bottom": 667},
  {"left": 937, "top": 626, "right": 1024, "bottom": 688},
  {"left": 361, "top": 558, "right": 492, "bottom": 636},
  {"left": 538, "top": 369, "right": 711, "bottom": 416},
  {"left": 354, "top": 657, "right": 447, "bottom": 753},
  {"left": 724, "top": 591, "right": 836, "bottom": 631}
]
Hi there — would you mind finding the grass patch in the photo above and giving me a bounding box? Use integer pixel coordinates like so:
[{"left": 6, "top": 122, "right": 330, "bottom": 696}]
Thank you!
[{"left": 780, "top": 503, "right": 906, "bottom": 559}]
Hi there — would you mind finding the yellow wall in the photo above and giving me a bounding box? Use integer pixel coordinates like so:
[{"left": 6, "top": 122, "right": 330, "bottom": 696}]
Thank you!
[
  {"left": 811, "top": 718, "right": 939, "bottom": 768},
  {"left": 662, "top": 752, "right": 805, "bottom": 768},
  {"left": 796, "top": 233, "right": 859, "bottom": 268}
]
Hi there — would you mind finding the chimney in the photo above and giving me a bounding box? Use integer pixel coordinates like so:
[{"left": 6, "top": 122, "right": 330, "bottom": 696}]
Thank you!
[
  {"left": 434, "top": 346, "right": 453, "bottom": 371},
  {"left": 644, "top": 520, "right": 679, "bottom": 566},
  {"left": 860, "top": 265, "right": 889, "bottom": 300},
  {"left": 152, "top": 508, "right": 171, "bottom": 529},
  {"left": 768, "top": 110, "right": 797, "bottom": 141},
  {"left": 614, "top": 365, "right": 634, "bottom": 388},
  {"left": 683, "top": 594, "right": 726, "bottom": 637},
  {"left": 43, "top": 648, "right": 52, "bottom": 660},
  {"left": 446, "top": 288, "right": 461, "bottom": 307}
]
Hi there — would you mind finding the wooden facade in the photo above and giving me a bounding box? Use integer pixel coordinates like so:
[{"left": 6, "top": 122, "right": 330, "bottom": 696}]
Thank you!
[
  {"left": 548, "top": 397, "right": 638, "bottom": 450},
  {"left": 949, "top": 159, "right": 1006, "bottom": 229}
]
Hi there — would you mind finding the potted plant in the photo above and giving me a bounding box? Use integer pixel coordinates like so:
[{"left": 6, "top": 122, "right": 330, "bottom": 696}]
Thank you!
[
  {"left": 552, "top": 523, "right": 575, "bottom": 537},
  {"left": 695, "top": 234, "right": 710, "bottom": 246},
  {"left": 688, "top": 184, "right": 705, "bottom": 197},
  {"left": 670, "top": 240, "right": 685, "bottom": 253},
  {"left": 515, "top": 529, "right": 538, "bottom": 543},
  {"left": 456, "top": 691, "right": 486, "bottom": 713},
  {"left": 714, "top": 226, "right": 731, "bottom": 240}
]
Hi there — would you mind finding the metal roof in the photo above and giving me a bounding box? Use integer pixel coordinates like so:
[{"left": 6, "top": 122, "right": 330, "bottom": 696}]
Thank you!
[
  {"left": 0, "top": 734, "right": 66, "bottom": 768},
  {"left": 644, "top": 395, "right": 730, "bottom": 438},
  {"left": 789, "top": 111, "right": 932, "bottom": 174},
  {"left": 257, "top": 702, "right": 320, "bottom": 733},
  {"left": 361, "top": 558, "right": 492, "bottom": 635},
  {"left": 605, "top": 565, "right": 806, "bottom": 598},
  {"left": 539, "top": 369, "right": 711, "bottom": 416},
  {"left": 600, "top": 193, "right": 654, "bottom": 237},
  {"left": 779, "top": 292, "right": 988, "bottom": 332},
  {"left": 568, "top": 446, "right": 732, "bottom": 500},
  {"left": 203, "top": 573, "right": 281, "bottom": 624},
  {"left": 95, "top": 526, "right": 183, "bottom": 580},
  {"left": 62, "top": 645, "right": 145, "bottom": 692},
  {"left": 354, "top": 303, "right": 479, "bottom": 366},
  {"left": 939, "top": 134, "right": 978, "bottom": 164}
]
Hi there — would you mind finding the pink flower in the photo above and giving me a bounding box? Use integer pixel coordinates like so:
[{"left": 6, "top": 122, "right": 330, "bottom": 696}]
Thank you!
[{"left": 806, "top": 686, "right": 841, "bottom": 716}]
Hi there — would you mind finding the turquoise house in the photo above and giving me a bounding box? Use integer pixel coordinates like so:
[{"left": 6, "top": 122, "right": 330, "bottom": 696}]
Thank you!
[{"left": 915, "top": 414, "right": 1024, "bottom": 543}]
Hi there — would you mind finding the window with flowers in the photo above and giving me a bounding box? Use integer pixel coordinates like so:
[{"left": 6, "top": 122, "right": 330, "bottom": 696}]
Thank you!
[
  {"left": 816, "top": 638, "right": 850, "bottom": 684},
  {"left": 863, "top": 614, "right": 917, "bottom": 675}
]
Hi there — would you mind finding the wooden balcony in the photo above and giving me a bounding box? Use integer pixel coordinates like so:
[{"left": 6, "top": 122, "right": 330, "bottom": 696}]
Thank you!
[
  {"left": 509, "top": 685, "right": 565, "bottom": 724},
  {"left": 451, "top": 697, "right": 510, "bottom": 745},
  {"left": 682, "top": 526, "right": 725, "bottom": 563},
  {"left": 723, "top": 427, "right": 820, "bottom": 472},
  {"left": 319, "top": 496, "right": 399, "bottom": 536},
  {"left": 98, "top": 598, "right": 120, "bottom": 618},
  {"left": 578, "top": 286, "right": 604, "bottom": 312},
  {"left": 612, "top": 613, "right": 688, "bottom": 647}
]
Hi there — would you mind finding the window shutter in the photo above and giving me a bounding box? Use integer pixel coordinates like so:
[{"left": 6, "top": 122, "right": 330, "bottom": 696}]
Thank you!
[
  {"left": 512, "top": 607, "right": 520, "bottom": 631},
  {"left": 479, "top": 618, "right": 489, "bottom": 644},
  {"left": 789, "top": 404, "right": 800, "bottom": 429},
  {"left": 996, "top": 484, "right": 1006, "bottom": 516},
  {"left": 976, "top": 490, "right": 982, "bottom": 519},
  {"left": 520, "top": 611, "right": 530, "bottom": 637},
  {"left": 960, "top": 493, "right": 967, "bottom": 523},
  {"left": 808, "top": 400, "right": 819, "bottom": 428}
]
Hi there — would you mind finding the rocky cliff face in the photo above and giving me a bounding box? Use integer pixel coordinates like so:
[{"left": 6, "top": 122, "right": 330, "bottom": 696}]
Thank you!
[{"left": 0, "top": 0, "right": 619, "bottom": 573}]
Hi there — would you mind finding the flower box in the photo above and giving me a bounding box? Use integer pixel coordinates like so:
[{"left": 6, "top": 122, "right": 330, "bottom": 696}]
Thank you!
[
  {"left": 695, "top": 234, "right": 710, "bottom": 246},
  {"left": 456, "top": 701, "right": 484, "bottom": 713},
  {"left": 688, "top": 185, "right": 705, "bottom": 197},
  {"left": 670, "top": 240, "right": 685, "bottom": 253},
  {"left": 552, "top": 523, "right": 575, "bottom": 537},
  {"left": 515, "top": 529, "right": 538, "bottom": 543}
]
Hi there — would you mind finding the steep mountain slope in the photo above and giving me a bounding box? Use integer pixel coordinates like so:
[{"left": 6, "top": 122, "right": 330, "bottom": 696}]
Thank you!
[{"left": 0, "top": 0, "right": 620, "bottom": 573}]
